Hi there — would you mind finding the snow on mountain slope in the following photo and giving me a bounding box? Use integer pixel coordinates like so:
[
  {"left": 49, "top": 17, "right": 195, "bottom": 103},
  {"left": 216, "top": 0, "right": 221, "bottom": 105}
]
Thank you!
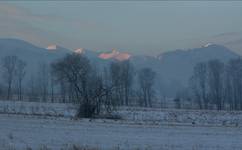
[
  {"left": 74, "top": 48, "right": 85, "bottom": 54},
  {"left": 46, "top": 44, "right": 71, "bottom": 55},
  {"left": 0, "top": 39, "right": 71, "bottom": 80},
  {"left": 0, "top": 39, "right": 102, "bottom": 78},
  {"left": 99, "top": 49, "right": 131, "bottom": 61},
  {"left": 46, "top": 44, "right": 58, "bottom": 50},
  {"left": 0, "top": 39, "right": 70, "bottom": 61},
  {"left": 74, "top": 48, "right": 99, "bottom": 60}
]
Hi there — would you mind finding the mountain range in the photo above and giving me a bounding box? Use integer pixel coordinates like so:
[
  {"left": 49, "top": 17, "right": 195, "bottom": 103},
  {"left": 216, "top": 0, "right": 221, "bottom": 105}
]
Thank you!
[{"left": 0, "top": 38, "right": 240, "bottom": 97}]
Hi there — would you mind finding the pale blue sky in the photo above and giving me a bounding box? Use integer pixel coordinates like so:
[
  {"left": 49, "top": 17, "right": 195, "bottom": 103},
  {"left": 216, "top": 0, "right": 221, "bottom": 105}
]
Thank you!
[{"left": 0, "top": 1, "right": 241, "bottom": 55}]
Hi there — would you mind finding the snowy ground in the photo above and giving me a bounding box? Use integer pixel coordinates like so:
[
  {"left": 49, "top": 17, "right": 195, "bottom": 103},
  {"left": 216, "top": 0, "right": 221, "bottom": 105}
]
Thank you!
[
  {"left": 118, "top": 107, "right": 242, "bottom": 127},
  {"left": 1, "top": 101, "right": 242, "bottom": 150},
  {"left": 0, "top": 114, "right": 242, "bottom": 150},
  {"left": 1, "top": 101, "right": 242, "bottom": 127},
  {"left": 0, "top": 101, "right": 77, "bottom": 117}
]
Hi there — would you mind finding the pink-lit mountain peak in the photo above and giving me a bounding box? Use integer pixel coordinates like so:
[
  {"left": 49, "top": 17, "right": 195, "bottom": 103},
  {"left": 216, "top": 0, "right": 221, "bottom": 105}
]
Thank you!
[
  {"left": 46, "top": 44, "right": 58, "bottom": 50},
  {"left": 99, "top": 49, "right": 131, "bottom": 61},
  {"left": 74, "top": 48, "right": 85, "bottom": 54}
]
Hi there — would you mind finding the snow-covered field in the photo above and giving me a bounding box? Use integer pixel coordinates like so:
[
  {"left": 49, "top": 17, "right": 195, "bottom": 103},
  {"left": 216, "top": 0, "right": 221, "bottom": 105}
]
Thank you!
[
  {"left": 0, "top": 101, "right": 242, "bottom": 150},
  {"left": 118, "top": 107, "right": 242, "bottom": 127},
  {"left": 1, "top": 101, "right": 242, "bottom": 127},
  {"left": 0, "top": 101, "right": 77, "bottom": 118},
  {"left": 0, "top": 114, "right": 242, "bottom": 150}
]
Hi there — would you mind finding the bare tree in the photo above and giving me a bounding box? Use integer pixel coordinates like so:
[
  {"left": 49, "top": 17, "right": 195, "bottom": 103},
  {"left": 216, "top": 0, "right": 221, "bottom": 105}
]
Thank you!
[
  {"left": 110, "top": 61, "right": 123, "bottom": 105},
  {"left": 207, "top": 60, "right": 224, "bottom": 110},
  {"left": 52, "top": 53, "right": 110, "bottom": 118},
  {"left": 121, "top": 60, "right": 133, "bottom": 106},
  {"left": 190, "top": 62, "right": 208, "bottom": 109},
  {"left": 102, "top": 67, "right": 117, "bottom": 113},
  {"left": 110, "top": 60, "right": 133, "bottom": 106},
  {"left": 50, "top": 70, "right": 55, "bottom": 103},
  {"left": 37, "top": 63, "right": 49, "bottom": 102},
  {"left": 67, "top": 82, "right": 76, "bottom": 103},
  {"left": 1, "top": 55, "right": 18, "bottom": 100},
  {"left": 59, "top": 78, "right": 67, "bottom": 103},
  {"left": 15, "top": 59, "right": 26, "bottom": 101},
  {"left": 27, "top": 74, "right": 38, "bottom": 102},
  {"left": 225, "top": 58, "right": 242, "bottom": 110},
  {"left": 138, "top": 67, "right": 156, "bottom": 107},
  {"left": 189, "top": 59, "right": 242, "bottom": 110}
]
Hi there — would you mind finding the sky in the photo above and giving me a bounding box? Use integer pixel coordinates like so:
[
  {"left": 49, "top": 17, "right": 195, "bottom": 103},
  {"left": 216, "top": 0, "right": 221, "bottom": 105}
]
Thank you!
[{"left": 0, "top": 1, "right": 242, "bottom": 55}]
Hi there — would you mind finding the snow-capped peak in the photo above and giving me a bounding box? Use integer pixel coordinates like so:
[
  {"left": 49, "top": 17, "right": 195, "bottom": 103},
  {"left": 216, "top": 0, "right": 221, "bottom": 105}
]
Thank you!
[
  {"left": 99, "top": 49, "right": 131, "bottom": 61},
  {"left": 203, "top": 43, "right": 214, "bottom": 48},
  {"left": 46, "top": 44, "right": 57, "bottom": 50},
  {"left": 74, "top": 48, "right": 85, "bottom": 54},
  {"left": 111, "top": 48, "right": 119, "bottom": 54}
]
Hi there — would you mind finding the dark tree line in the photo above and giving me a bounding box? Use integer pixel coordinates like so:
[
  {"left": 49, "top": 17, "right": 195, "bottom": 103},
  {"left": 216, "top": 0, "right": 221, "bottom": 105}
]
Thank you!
[{"left": 188, "top": 58, "right": 242, "bottom": 110}]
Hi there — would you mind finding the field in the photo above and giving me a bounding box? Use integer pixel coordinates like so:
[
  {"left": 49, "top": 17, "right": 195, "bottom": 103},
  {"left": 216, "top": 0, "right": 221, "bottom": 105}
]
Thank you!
[{"left": 0, "top": 101, "right": 242, "bottom": 150}]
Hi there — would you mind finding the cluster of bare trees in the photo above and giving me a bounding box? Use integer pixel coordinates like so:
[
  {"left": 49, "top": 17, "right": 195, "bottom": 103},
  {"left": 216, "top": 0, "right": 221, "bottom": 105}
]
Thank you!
[
  {"left": 0, "top": 54, "right": 156, "bottom": 117},
  {"left": 0, "top": 55, "right": 58, "bottom": 102},
  {"left": 188, "top": 58, "right": 242, "bottom": 110},
  {"left": 108, "top": 61, "right": 156, "bottom": 108},
  {"left": 1, "top": 56, "right": 26, "bottom": 100},
  {"left": 52, "top": 54, "right": 110, "bottom": 117},
  {"left": 109, "top": 60, "right": 133, "bottom": 106},
  {"left": 51, "top": 53, "right": 156, "bottom": 117},
  {"left": 137, "top": 68, "right": 156, "bottom": 107},
  {"left": 4, "top": 53, "right": 242, "bottom": 114}
]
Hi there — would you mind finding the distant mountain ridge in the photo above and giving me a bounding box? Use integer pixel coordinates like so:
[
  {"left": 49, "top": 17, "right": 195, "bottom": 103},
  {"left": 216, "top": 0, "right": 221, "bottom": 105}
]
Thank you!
[
  {"left": 0, "top": 38, "right": 240, "bottom": 97},
  {"left": 155, "top": 44, "right": 239, "bottom": 95}
]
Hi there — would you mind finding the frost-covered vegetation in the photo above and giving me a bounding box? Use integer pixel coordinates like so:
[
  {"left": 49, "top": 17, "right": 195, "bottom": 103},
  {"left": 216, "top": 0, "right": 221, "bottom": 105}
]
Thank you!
[{"left": 1, "top": 101, "right": 242, "bottom": 127}]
